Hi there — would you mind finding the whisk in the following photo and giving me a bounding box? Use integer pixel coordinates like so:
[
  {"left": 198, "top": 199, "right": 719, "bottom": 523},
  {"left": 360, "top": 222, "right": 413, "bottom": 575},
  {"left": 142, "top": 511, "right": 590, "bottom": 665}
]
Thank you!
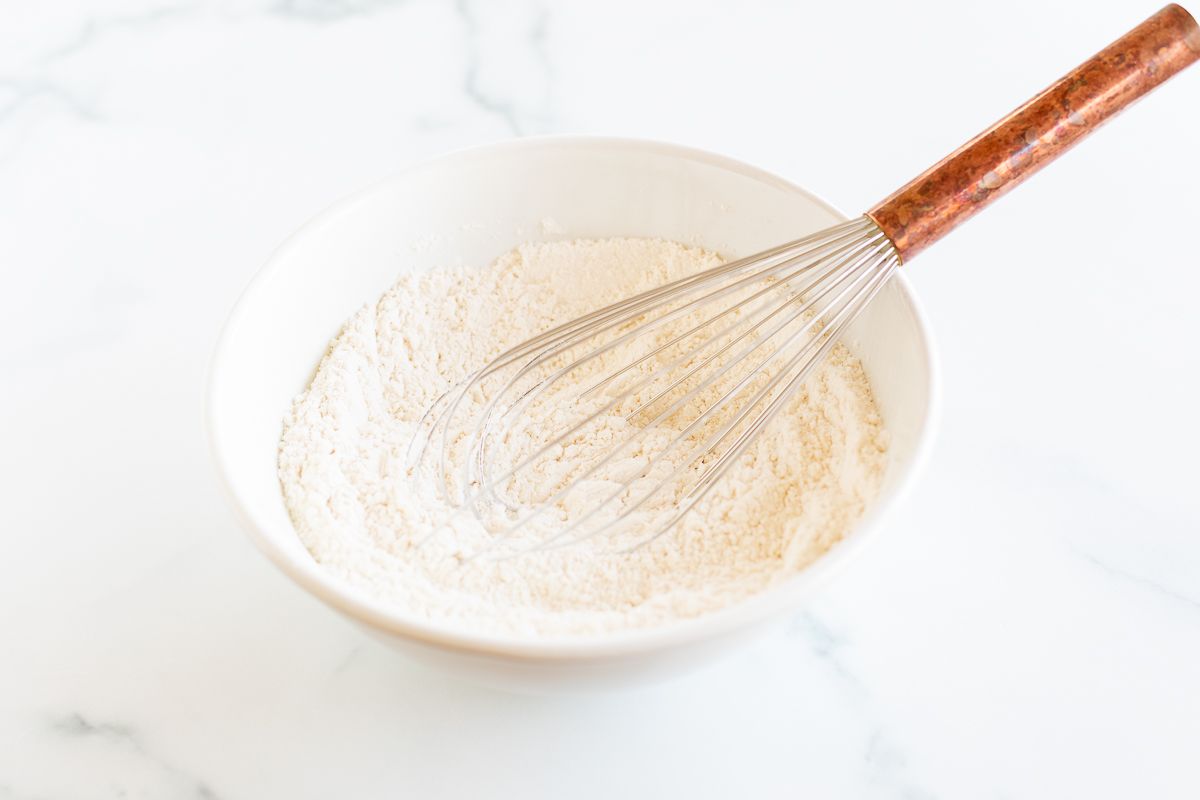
[{"left": 410, "top": 5, "right": 1199, "bottom": 556}]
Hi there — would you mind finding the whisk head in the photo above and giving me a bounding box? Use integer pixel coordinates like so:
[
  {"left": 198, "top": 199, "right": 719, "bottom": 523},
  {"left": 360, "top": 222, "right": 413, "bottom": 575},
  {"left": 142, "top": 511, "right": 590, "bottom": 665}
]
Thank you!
[{"left": 407, "top": 215, "right": 900, "bottom": 557}]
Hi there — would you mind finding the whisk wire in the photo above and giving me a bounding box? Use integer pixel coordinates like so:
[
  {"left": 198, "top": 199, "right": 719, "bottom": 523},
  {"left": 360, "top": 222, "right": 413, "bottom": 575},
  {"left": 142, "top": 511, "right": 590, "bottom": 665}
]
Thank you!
[{"left": 409, "top": 216, "right": 901, "bottom": 558}]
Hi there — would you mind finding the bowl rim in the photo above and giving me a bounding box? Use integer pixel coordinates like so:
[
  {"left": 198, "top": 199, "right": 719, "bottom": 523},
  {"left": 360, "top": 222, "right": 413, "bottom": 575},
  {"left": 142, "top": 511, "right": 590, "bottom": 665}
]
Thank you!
[{"left": 206, "top": 134, "right": 941, "bottom": 661}]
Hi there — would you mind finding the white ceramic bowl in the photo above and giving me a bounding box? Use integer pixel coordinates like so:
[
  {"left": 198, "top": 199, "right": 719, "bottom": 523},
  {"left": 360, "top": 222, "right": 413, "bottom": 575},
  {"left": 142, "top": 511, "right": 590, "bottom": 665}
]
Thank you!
[{"left": 207, "top": 137, "right": 939, "bottom": 692}]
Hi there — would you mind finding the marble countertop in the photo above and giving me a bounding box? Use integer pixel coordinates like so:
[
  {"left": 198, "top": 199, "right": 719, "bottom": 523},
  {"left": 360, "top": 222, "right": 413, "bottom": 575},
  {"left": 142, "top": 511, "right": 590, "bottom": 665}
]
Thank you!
[{"left": 4, "top": 0, "right": 1199, "bottom": 797}]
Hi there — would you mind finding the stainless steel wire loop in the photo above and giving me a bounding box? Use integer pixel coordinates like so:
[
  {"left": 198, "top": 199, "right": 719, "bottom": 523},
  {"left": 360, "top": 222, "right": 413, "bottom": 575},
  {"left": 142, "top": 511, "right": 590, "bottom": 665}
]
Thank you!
[{"left": 406, "top": 215, "right": 900, "bottom": 557}]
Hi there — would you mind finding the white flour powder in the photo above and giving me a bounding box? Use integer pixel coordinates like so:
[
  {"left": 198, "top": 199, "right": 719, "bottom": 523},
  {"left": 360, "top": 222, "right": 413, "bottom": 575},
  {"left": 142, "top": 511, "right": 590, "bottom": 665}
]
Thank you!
[{"left": 279, "top": 238, "right": 888, "bottom": 636}]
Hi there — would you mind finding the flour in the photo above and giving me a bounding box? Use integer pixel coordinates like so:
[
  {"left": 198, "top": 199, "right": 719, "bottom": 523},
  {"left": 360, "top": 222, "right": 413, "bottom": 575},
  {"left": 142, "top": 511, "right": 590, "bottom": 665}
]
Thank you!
[{"left": 278, "top": 238, "right": 888, "bottom": 637}]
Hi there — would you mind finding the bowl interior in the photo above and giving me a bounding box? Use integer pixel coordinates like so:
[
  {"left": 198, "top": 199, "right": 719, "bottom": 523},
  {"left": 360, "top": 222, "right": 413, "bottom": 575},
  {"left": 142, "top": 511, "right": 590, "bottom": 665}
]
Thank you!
[{"left": 208, "top": 138, "right": 935, "bottom": 652}]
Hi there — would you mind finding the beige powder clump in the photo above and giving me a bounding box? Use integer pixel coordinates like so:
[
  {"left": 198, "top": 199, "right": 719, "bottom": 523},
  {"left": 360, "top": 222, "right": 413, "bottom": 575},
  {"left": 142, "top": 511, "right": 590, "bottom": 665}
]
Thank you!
[{"left": 278, "top": 238, "right": 888, "bottom": 637}]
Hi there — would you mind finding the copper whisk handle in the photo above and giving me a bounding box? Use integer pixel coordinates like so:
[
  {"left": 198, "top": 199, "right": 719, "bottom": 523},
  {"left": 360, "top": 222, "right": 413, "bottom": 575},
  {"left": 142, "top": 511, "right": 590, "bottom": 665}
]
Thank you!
[{"left": 867, "top": 4, "right": 1200, "bottom": 263}]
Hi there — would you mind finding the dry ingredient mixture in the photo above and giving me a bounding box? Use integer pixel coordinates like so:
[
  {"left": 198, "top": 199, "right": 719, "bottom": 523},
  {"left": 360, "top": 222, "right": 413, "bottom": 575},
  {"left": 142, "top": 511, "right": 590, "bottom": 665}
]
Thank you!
[{"left": 278, "top": 238, "right": 888, "bottom": 637}]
